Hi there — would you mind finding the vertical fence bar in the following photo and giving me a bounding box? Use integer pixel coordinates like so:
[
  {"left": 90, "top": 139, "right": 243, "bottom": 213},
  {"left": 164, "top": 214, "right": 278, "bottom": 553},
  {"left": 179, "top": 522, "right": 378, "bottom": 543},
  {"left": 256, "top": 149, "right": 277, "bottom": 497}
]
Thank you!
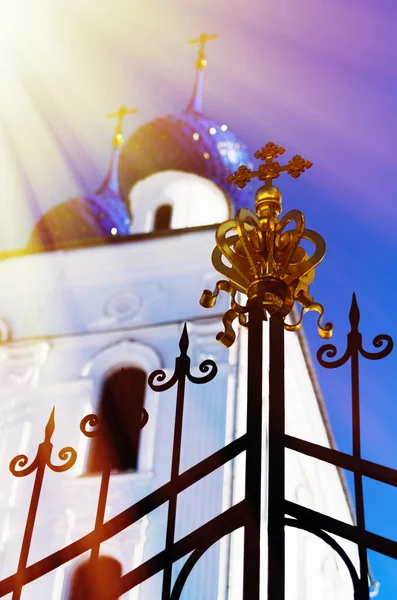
[
  {"left": 9, "top": 408, "right": 77, "bottom": 600},
  {"left": 80, "top": 409, "right": 149, "bottom": 596},
  {"left": 351, "top": 351, "right": 369, "bottom": 599},
  {"left": 243, "top": 298, "right": 263, "bottom": 600},
  {"left": 316, "top": 293, "right": 393, "bottom": 599},
  {"left": 90, "top": 464, "right": 111, "bottom": 563},
  {"left": 161, "top": 330, "right": 188, "bottom": 600},
  {"left": 12, "top": 458, "right": 46, "bottom": 600},
  {"left": 267, "top": 314, "right": 285, "bottom": 600},
  {"left": 349, "top": 299, "right": 369, "bottom": 599},
  {"left": 80, "top": 414, "right": 110, "bottom": 567},
  {"left": 148, "top": 324, "right": 217, "bottom": 600}
]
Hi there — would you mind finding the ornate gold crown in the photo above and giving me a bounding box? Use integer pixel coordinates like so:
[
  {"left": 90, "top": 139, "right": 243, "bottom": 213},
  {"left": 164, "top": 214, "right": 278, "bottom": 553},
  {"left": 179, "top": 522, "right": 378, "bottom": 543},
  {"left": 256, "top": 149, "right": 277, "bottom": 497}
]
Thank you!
[{"left": 200, "top": 142, "right": 333, "bottom": 346}]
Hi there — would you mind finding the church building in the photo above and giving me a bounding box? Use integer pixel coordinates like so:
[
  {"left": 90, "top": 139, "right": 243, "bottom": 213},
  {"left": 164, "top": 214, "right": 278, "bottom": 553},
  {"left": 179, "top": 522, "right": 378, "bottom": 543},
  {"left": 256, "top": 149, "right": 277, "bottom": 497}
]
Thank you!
[{"left": 0, "top": 34, "right": 362, "bottom": 599}]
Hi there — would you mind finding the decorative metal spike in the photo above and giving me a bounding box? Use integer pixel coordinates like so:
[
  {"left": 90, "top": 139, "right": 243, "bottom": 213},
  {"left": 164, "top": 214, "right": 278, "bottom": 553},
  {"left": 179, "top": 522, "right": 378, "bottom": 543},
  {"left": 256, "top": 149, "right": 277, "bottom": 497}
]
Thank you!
[
  {"left": 349, "top": 293, "right": 360, "bottom": 331},
  {"left": 44, "top": 407, "right": 56, "bottom": 441},
  {"left": 179, "top": 323, "right": 189, "bottom": 355},
  {"left": 188, "top": 32, "right": 219, "bottom": 70}
]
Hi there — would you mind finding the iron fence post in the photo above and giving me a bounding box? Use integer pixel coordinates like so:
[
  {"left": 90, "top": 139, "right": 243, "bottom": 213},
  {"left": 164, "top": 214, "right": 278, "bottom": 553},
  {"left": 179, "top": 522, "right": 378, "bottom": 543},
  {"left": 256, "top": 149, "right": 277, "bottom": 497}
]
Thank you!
[
  {"left": 161, "top": 352, "right": 187, "bottom": 600},
  {"left": 267, "top": 314, "right": 285, "bottom": 600},
  {"left": 349, "top": 299, "right": 370, "bottom": 599},
  {"left": 243, "top": 298, "right": 264, "bottom": 600},
  {"left": 12, "top": 456, "right": 46, "bottom": 600}
]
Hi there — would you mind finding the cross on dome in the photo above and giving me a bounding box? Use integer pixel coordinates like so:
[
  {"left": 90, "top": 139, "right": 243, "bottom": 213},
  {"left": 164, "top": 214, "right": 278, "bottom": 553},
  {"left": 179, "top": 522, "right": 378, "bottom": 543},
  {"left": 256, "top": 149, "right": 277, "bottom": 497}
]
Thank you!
[
  {"left": 188, "top": 32, "right": 219, "bottom": 70},
  {"left": 106, "top": 106, "right": 138, "bottom": 149},
  {"left": 185, "top": 33, "right": 219, "bottom": 114},
  {"left": 227, "top": 142, "right": 313, "bottom": 189}
]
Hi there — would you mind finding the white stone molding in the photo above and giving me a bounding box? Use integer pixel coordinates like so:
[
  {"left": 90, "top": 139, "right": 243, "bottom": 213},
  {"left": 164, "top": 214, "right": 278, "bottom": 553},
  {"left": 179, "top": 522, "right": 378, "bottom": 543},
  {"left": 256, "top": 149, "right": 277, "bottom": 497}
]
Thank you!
[
  {"left": 86, "top": 290, "right": 142, "bottom": 330},
  {"left": 104, "top": 290, "right": 142, "bottom": 322},
  {"left": 81, "top": 340, "right": 162, "bottom": 473},
  {"left": 0, "top": 341, "right": 51, "bottom": 387},
  {"left": 0, "top": 319, "right": 10, "bottom": 342}
]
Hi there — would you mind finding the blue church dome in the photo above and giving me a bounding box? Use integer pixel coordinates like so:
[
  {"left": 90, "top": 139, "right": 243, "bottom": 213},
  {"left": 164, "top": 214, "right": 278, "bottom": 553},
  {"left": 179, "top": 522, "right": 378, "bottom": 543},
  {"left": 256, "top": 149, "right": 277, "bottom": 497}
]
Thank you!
[
  {"left": 28, "top": 143, "right": 131, "bottom": 251},
  {"left": 119, "top": 35, "right": 254, "bottom": 215},
  {"left": 28, "top": 189, "right": 130, "bottom": 250},
  {"left": 28, "top": 40, "right": 255, "bottom": 250},
  {"left": 118, "top": 111, "right": 254, "bottom": 215}
]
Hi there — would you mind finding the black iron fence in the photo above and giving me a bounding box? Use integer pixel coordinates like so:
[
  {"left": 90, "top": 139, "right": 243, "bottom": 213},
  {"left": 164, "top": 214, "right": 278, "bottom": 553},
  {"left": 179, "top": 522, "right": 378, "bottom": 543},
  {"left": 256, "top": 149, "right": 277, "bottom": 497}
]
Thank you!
[{"left": 0, "top": 296, "right": 396, "bottom": 598}]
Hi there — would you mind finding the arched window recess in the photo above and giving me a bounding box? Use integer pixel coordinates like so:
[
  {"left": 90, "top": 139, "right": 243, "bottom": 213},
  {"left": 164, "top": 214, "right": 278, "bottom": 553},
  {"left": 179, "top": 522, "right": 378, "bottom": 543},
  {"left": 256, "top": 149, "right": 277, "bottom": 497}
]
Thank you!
[
  {"left": 85, "top": 366, "right": 147, "bottom": 475},
  {"left": 81, "top": 340, "right": 161, "bottom": 475},
  {"left": 153, "top": 203, "right": 172, "bottom": 231}
]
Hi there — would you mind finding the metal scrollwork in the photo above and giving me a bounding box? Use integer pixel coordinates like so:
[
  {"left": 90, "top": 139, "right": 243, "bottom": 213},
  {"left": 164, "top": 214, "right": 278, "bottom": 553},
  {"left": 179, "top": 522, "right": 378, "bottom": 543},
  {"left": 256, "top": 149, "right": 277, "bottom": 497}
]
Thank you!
[
  {"left": 317, "top": 341, "right": 351, "bottom": 369},
  {"left": 148, "top": 368, "right": 179, "bottom": 392},
  {"left": 285, "top": 302, "right": 333, "bottom": 341},
  {"left": 51, "top": 447, "right": 78, "bottom": 473},
  {"left": 149, "top": 324, "right": 218, "bottom": 390},
  {"left": 10, "top": 407, "right": 77, "bottom": 477},
  {"left": 9, "top": 454, "right": 36, "bottom": 478},
  {"left": 186, "top": 358, "right": 217, "bottom": 384},
  {"left": 80, "top": 409, "right": 149, "bottom": 439},
  {"left": 359, "top": 333, "right": 393, "bottom": 361},
  {"left": 80, "top": 413, "right": 101, "bottom": 438},
  {"left": 317, "top": 293, "right": 393, "bottom": 368},
  {"left": 201, "top": 280, "right": 248, "bottom": 347}
]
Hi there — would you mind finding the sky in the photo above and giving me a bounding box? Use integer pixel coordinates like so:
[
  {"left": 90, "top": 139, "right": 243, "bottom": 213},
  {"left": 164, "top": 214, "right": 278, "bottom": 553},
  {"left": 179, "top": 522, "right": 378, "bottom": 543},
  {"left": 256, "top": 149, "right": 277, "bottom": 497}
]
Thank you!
[{"left": 1, "top": 0, "right": 397, "bottom": 595}]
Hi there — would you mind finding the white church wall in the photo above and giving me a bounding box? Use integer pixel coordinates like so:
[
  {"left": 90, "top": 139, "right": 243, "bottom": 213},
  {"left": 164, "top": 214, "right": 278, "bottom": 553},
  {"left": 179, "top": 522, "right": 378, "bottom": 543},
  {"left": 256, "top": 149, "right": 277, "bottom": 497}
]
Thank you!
[{"left": 0, "top": 228, "right": 358, "bottom": 598}]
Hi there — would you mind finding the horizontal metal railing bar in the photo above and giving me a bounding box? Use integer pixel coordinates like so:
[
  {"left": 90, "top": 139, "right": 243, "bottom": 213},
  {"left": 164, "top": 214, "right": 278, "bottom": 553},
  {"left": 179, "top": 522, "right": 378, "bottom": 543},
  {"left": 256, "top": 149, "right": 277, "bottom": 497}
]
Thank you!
[
  {"left": 285, "top": 500, "right": 397, "bottom": 560},
  {"left": 118, "top": 501, "right": 245, "bottom": 595},
  {"left": 284, "top": 434, "right": 397, "bottom": 488},
  {"left": 0, "top": 435, "right": 246, "bottom": 596}
]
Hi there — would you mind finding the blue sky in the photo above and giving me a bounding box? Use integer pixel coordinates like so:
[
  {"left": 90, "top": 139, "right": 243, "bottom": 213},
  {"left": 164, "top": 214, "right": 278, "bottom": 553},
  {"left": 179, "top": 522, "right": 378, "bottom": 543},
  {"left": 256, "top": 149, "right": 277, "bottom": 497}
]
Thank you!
[{"left": 1, "top": 0, "right": 397, "bottom": 595}]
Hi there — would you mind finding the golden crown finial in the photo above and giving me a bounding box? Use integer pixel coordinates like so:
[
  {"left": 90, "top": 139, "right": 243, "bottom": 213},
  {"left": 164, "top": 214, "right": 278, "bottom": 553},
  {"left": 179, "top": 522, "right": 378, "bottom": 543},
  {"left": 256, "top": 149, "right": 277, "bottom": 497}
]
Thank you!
[
  {"left": 200, "top": 142, "right": 332, "bottom": 346},
  {"left": 106, "top": 106, "right": 138, "bottom": 149},
  {"left": 188, "top": 32, "right": 219, "bottom": 70}
]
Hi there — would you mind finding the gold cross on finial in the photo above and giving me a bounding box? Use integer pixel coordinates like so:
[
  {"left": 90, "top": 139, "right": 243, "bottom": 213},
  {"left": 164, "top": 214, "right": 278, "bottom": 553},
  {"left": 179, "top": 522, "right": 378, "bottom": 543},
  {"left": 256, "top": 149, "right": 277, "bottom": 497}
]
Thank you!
[
  {"left": 188, "top": 32, "right": 219, "bottom": 70},
  {"left": 227, "top": 142, "right": 313, "bottom": 189},
  {"left": 106, "top": 106, "right": 138, "bottom": 149}
]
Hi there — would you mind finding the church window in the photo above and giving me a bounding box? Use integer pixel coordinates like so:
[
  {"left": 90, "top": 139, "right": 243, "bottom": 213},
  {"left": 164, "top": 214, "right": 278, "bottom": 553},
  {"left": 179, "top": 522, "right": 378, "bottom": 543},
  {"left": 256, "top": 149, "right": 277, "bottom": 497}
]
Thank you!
[
  {"left": 85, "top": 367, "right": 146, "bottom": 474},
  {"left": 68, "top": 556, "right": 122, "bottom": 600},
  {"left": 153, "top": 204, "right": 172, "bottom": 231}
]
